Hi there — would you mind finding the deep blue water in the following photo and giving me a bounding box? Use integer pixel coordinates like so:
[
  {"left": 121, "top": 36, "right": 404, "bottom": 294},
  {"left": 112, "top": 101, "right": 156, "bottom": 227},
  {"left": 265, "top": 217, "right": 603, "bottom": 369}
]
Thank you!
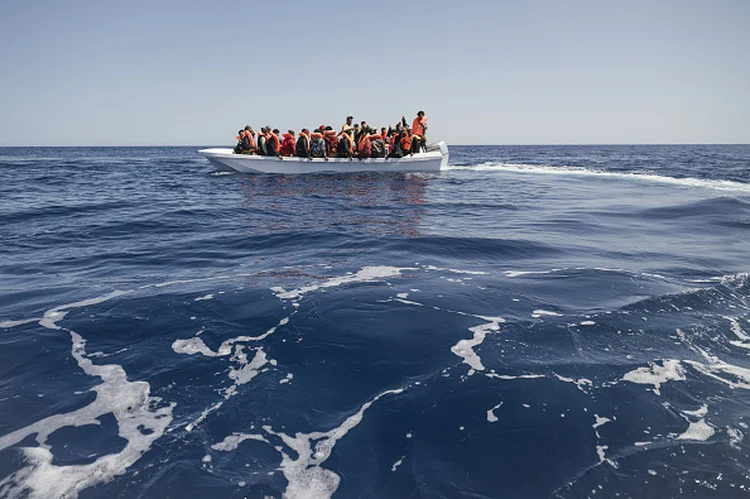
[{"left": 1, "top": 145, "right": 750, "bottom": 498}]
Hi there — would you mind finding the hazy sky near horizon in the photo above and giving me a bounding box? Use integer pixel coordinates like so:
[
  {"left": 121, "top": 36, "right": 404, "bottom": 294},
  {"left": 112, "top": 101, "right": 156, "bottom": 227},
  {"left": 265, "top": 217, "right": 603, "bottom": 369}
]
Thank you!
[{"left": 1, "top": 0, "right": 748, "bottom": 146}]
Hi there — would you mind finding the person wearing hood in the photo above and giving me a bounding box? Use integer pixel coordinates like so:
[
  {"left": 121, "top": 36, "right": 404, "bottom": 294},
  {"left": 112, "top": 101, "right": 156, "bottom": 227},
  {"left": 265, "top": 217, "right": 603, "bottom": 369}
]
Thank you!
[{"left": 280, "top": 130, "right": 296, "bottom": 156}]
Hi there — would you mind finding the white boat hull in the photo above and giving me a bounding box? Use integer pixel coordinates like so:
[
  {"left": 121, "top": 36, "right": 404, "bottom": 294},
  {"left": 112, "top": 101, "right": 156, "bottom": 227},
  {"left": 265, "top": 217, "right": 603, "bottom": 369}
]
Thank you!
[{"left": 199, "top": 141, "right": 449, "bottom": 174}]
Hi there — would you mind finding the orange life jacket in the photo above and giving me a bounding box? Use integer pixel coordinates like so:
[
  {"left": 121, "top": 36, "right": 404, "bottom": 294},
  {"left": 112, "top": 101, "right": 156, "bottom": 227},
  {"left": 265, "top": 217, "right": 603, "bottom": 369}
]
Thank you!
[
  {"left": 412, "top": 116, "right": 427, "bottom": 137},
  {"left": 310, "top": 132, "right": 324, "bottom": 139},
  {"left": 267, "top": 132, "right": 280, "bottom": 153},
  {"left": 245, "top": 131, "right": 256, "bottom": 148},
  {"left": 401, "top": 132, "right": 412, "bottom": 151}
]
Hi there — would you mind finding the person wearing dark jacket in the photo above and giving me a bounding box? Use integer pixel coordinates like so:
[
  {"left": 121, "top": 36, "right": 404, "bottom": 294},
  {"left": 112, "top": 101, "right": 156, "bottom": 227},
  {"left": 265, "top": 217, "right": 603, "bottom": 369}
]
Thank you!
[
  {"left": 267, "top": 129, "right": 281, "bottom": 156},
  {"left": 296, "top": 128, "right": 311, "bottom": 158}
]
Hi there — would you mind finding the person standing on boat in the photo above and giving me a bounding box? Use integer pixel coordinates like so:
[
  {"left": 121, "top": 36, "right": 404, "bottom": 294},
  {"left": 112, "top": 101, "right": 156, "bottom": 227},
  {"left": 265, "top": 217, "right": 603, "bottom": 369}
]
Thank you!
[
  {"left": 280, "top": 130, "right": 296, "bottom": 156},
  {"left": 296, "top": 128, "right": 311, "bottom": 158},
  {"left": 411, "top": 111, "right": 428, "bottom": 153},
  {"left": 341, "top": 116, "right": 354, "bottom": 137}
]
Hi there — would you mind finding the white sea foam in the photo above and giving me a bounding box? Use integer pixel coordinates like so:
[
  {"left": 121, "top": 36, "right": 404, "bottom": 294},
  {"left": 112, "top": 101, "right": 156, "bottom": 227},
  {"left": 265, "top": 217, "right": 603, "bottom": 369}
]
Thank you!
[
  {"left": 487, "top": 402, "right": 503, "bottom": 423},
  {"left": 727, "top": 426, "right": 744, "bottom": 450},
  {"left": 554, "top": 374, "right": 593, "bottom": 393},
  {"left": 503, "top": 269, "right": 562, "bottom": 278},
  {"left": 727, "top": 317, "right": 750, "bottom": 349},
  {"left": 212, "top": 388, "right": 403, "bottom": 499},
  {"left": 194, "top": 294, "right": 214, "bottom": 301},
  {"left": 593, "top": 415, "right": 612, "bottom": 429},
  {"left": 486, "top": 373, "right": 545, "bottom": 381},
  {"left": 676, "top": 420, "right": 715, "bottom": 441},
  {"left": 422, "top": 265, "right": 487, "bottom": 275},
  {"left": 211, "top": 432, "right": 270, "bottom": 452},
  {"left": 532, "top": 309, "right": 563, "bottom": 318},
  {"left": 0, "top": 318, "right": 41, "bottom": 329},
  {"left": 173, "top": 314, "right": 291, "bottom": 431},
  {"left": 273, "top": 266, "right": 415, "bottom": 300},
  {"left": 0, "top": 295, "right": 173, "bottom": 499},
  {"left": 621, "top": 359, "right": 686, "bottom": 395},
  {"left": 391, "top": 457, "right": 405, "bottom": 472},
  {"left": 445, "top": 162, "right": 750, "bottom": 193},
  {"left": 451, "top": 319, "right": 502, "bottom": 373}
]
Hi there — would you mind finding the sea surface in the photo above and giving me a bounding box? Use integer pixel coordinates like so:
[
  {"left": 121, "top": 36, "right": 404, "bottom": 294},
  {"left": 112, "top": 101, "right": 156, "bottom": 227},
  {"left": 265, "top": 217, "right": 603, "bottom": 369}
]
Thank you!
[{"left": 1, "top": 144, "right": 749, "bottom": 498}]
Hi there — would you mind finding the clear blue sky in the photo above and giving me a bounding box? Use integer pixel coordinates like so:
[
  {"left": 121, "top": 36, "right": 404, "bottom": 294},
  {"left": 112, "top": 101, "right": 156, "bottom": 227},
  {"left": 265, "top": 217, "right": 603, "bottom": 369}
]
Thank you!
[{"left": 1, "top": 0, "right": 748, "bottom": 146}]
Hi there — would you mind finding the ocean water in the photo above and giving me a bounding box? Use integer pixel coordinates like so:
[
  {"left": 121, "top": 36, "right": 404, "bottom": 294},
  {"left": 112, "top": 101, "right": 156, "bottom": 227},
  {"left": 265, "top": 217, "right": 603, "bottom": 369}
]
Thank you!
[{"left": 1, "top": 144, "right": 749, "bottom": 498}]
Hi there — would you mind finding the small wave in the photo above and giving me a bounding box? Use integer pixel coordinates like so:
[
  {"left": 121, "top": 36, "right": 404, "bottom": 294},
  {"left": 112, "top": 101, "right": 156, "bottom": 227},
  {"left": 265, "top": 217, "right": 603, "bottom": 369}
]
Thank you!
[{"left": 445, "top": 162, "right": 750, "bottom": 193}]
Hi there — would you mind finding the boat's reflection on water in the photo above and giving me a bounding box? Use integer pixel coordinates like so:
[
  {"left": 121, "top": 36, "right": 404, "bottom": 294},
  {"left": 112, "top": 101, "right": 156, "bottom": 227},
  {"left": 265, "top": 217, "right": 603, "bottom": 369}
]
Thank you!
[{"left": 236, "top": 172, "right": 429, "bottom": 236}]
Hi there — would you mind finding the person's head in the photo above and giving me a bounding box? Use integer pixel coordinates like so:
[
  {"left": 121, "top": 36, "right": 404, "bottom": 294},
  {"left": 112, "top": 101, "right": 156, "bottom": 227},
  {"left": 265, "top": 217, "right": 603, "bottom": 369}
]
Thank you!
[
  {"left": 361, "top": 121, "right": 367, "bottom": 127},
  {"left": 244, "top": 125, "right": 252, "bottom": 131},
  {"left": 272, "top": 128, "right": 280, "bottom": 135},
  {"left": 354, "top": 123, "right": 359, "bottom": 130},
  {"left": 288, "top": 129, "right": 295, "bottom": 136},
  {"left": 381, "top": 127, "right": 387, "bottom": 134},
  {"left": 325, "top": 126, "right": 333, "bottom": 131},
  {"left": 346, "top": 116, "right": 353, "bottom": 125},
  {"left": 417, "top": 111, "right": 425, "bottom": 118},
  {"left": 238, "top": 129, "right": 244, "bottom": 136},
  {"left": 302, "top": 128, "right": 309, "bottom": 134}
]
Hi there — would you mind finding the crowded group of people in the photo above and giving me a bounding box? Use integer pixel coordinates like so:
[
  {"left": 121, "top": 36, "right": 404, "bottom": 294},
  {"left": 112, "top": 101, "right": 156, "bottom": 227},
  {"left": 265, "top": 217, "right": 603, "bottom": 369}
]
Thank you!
[{"left": 233, "top": 111, "right": 428, "bottom": 160}]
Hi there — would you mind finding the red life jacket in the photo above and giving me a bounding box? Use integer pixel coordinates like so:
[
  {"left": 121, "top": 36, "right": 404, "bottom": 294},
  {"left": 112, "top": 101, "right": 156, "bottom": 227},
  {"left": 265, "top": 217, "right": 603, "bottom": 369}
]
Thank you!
[
  {"left": 401, "top": 131, "right": 412, "bottom": 152},
  {"left": 280, "top": 134, "right": 296, "bottom": 156},
  {"left": 323, "top": 131, "right": 338, "bottom": 155}
]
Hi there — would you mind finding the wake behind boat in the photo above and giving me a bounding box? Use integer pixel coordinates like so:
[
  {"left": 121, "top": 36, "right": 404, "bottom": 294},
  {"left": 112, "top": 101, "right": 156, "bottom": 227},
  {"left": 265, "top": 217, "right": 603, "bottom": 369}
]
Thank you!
[{"left": 199, "top": 141, "right": 449, "bottom": 174}]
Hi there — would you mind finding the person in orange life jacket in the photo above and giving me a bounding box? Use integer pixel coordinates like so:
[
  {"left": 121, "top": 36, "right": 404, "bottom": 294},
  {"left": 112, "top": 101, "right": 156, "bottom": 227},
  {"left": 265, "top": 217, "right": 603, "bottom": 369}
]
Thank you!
[
  {"left": 234, "top": 129, "right": 251, "bottom": 154},
  {"left": 400, "top": 126, "right": 413, "bottom": 156},
  {"left": 357, "top": 127, "right": 373, "bottom": 160},
  {"left": 266, "top": 128, "right": 281, "bottom": 156},
  {"left": 256, "top": 127, "right": 268, "bottom": 156},
  {"left": 280, "top": 130, "right": 296, "bottom": 156},
  {"left": 323, "top": 126, "right": 338, "bottom": 157},
  {"left": 411, "top": 111, "right": 428, "bottom": 153},
  {"left": 386, "top": 123, "right": 402, "bottom": 158},
  {"left": 243, "top": 126, "right": 258, "bottom": 154},
  {"left": 309, "top": 128, "right": 327, "bottom": 159},
  {"left": 296, "top": 128, "right": 311, "bottom": 158},
  {"left": 380, "top": 127, "right": 390, "bottom": 156}
]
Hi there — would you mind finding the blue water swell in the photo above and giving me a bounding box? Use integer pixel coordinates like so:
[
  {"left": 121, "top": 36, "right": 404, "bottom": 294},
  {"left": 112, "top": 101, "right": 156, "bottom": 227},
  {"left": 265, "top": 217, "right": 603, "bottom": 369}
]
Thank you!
[{"left": 1, "top": 145, "right": 749, "bottom": 498}]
